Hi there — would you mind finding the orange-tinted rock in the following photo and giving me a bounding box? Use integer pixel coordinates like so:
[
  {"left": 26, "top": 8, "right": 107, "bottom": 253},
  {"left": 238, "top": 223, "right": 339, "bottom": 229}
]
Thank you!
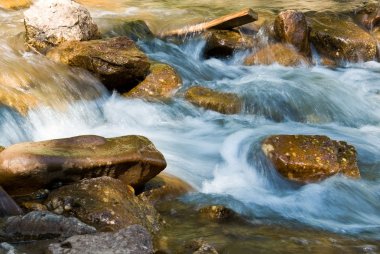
[
  {"left": 185, "top": 86, "right": 242, "bottom": 115},
  {"left": 244, "top": 44, "right": 309, "bottom": 67},
  {"left": 0, "top": 0, "right": 31, "bottom": 10},
  {"left": 199, "top": 205, "right": 236, "bottom": 221},
  {"left": 274, "top": 10, "right": 310, "bottom": 56},
  {"left": 262, "top": 135, "right": 360, "bottom": 183},
  {"left": 0, "top": 135, "right": 166, "bottom": 195},
  {"left": 125, "top": 63, "right": 182, "bottom": 99}
]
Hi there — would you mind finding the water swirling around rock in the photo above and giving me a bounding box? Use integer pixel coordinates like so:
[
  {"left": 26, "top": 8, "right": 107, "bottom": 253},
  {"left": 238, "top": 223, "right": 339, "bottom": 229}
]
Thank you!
[{"left": 0, "top": 0, "right": 380, "bottom": 250}]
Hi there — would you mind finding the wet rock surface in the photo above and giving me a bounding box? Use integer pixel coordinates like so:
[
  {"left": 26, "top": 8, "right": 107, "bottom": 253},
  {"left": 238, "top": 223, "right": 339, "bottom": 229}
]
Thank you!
[
  {"left": 24, "top": 0, "right": 99, "bottom": 53},
  {"left": 125, "top": 63, "right": 182, "bottom": 99},
  {"left": 308, "top": 13, "right": 377, "bottom": 62},
  {"left": 47, "top": 225, "right": 153, "bottom": 254},
  {"left": 244, "top": 43, "right": 309, "bottom": 66},
  {"left": 0, "top": 211, "right": 96, "bottom": 241},
  {"left": 0, "top": 135, "right": 166, "bottom": 194},
  {"left": 261, "top": 135, "right": 360, "bottom": 183},
  {"left": 274, "top": 10, "right": 310, "bottom": 56},
  {"left": 109, "top": 20, "right": 154, "bottom": 41},
  {"left": 185, "top": 86, "right": 242, "bottom": 115},
  {"left": 198, "top": 205, "right": 236, "bottom": 221},
  {"left": 45, "top": 177, "right": 161, "bottom": 233},
  {"left": 46, "top": 37, "right": 150, "bottom": 91},
  {"left": 184, "top": 239, "right": 219, "bottom": 254}
]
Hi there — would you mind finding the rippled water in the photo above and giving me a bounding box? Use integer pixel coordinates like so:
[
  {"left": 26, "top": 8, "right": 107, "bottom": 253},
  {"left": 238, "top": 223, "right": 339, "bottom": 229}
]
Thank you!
[{"left": 1, "top": 0, "right": 380, "bottom": 250}]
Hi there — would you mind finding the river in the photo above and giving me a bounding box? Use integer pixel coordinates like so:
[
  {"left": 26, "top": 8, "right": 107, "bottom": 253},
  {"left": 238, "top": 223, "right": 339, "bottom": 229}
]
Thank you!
[{"left": 1, "top": 0, "right": 380, "bottom": 252}]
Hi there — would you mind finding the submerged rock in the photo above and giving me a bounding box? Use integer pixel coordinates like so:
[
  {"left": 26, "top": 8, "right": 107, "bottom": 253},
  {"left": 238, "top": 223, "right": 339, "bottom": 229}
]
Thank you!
[
  {"left": 244, "top": 43, "right": 309, "bottom": 66},
  {"left": 184, "top": 239, "right": 219, "bottom": 254},
  {"left": 203, "top": 30, "right": 255, "bottom": 58},
  {"left": 185, "top": 86, "right": 242, "bottom": 115},
  {"left": 274, "top": 10, "right": 310, "bottom": 56},
  {"left": 45, "top": 177, "right": 161, "bottom": 233},
  {"left": 0, "top": 0, "right": 31, "bottom": 10},
  {"left": 47, "top": 225, "right": 153, "bottom": 254},
  {"left": 109, "top": 20, "right": 154, "bottom": 41},
  {"left": 125, "top": 63, "right": 182, "bottom": 99},
  {"left": 198, "top": 205, "right": 236, "bottom": 221},
  {"left": 24, "top": 0, "right": 99, "bottom": 53},
  {"left": 261, "top": 135, "right": 360, "bottom": 183},
  {"left": 0, "top": 135, "right": 166, "bottom": 194},
  {"left": 46, "top": 37, "right": 150, "bottom": 91},
  {"left": 0, "top": 211, "right": 96, "bottom": 241},
  {"left": 309, "top": 13, "right": 377, "bottom": 62}
]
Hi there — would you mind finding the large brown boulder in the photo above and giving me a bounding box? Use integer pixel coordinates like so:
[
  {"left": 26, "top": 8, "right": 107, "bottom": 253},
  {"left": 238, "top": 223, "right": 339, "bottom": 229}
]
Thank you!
[
  {"left": 124, "top": 63, "right": 182, "bottom": 99},
  {"left": 24, "top": 0, "right": 99, "bottom": 53},
  {"left": 204, "top": 30, "right": 255, "bottom": 58},
  {"left": 262, "top": 135, "right": 360, "bottom": 183},
  {"left": 309, "top": 13, "right": 377, "bottom": 62},
  {"left": 244, "top": 43, "right": 309, "bottom": 67},
  {"left": 46, "top": 37, "right": 150, "bottom": 91},
  {"left": 274, "top": 10, "right": 310, "bottom": 56},
  {"left": 45, "top": 177, "right": 161, "bottom": 233},
  {"left": 0, "top": 135, "right": 166, "bottom": 195},
  {"left": 185, "top": 86, "right": 242, "bottom": 115}
]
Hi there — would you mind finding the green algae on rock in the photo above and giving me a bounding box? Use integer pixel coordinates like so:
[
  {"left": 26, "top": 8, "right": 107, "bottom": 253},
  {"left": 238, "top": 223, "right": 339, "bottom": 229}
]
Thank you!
[
  {"left": 46, "top": 37, "right": 150, "bottom": 91},
  {"left": 125, "top": 63, "right": 182, "bottom": 99},
  {"left": 185, "top": 86, "right": 242, "bottom": 115},
  {"left": 45, "top": 177, "right": 161, "bottom": 234},
  {"left": 0, "top": 135, "right": 166, "bottom": 194},
  {"left": 261, "top": 135, "right": 360, "bottom": 183}
]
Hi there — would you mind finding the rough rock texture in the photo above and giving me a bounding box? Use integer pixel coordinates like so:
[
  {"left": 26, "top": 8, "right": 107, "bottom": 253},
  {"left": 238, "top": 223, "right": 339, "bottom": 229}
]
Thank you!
[
  {"left": 244, "top": 43, "right": 309, "bottom": 66},
  {"left": 203, "top": 30, "right": 255, "bottom": 58},
  {"left": 24, "top": 0, "right": 99, "bottom": 53},
  {"left": 0, "top": 211, "right": 96, "bottom": 241},
  {"left": 262, "top": 135, "right": 360, "bottom": 183},
  {"left": 350, "top": 2, "right": 380, "bottom": 30},
  {"left": 0, "top": 135, "right": 166, "bottom": 195},
  {"left": 45, "top": 177, "right": 161, "bottom": 233},
  {"left": 185, "top": 86, "right": 242, "bottom": 115},
  {"left": 0, "top": 0, "right": 31, "bottom": 10},
  {"left": 274, "top": 10, "right": 310, "bottom": 56},
  {"left": 125, "top": 63, "right": 182, "bottom": 99},
  {"left": 184, "top": 239, "right": 219, "bottom": 254},
  {"left": 309, "top": 13, "right": 377, "bottom": 62},
  {"left": 198, "top": 205, "right": 236, "bottom": 221},
  {"left": 138, "top": 172, "right": 193, "bottom": 203},
  {"left": 46, "top": 37, "right": 150, "bottom": 91},
  {"left": 47, "top": 225, "right": 153, "bottom": 254}
]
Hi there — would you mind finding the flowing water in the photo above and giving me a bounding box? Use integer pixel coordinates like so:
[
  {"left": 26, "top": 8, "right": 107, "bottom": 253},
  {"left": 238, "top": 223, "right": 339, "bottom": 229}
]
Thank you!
[{"left": 1, "top": 0, "right": 380, "bottom": 252}]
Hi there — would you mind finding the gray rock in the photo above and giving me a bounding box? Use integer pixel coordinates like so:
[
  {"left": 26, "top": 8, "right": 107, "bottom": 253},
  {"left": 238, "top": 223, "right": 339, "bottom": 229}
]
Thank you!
[
  {"left": 0, "top": 211, "right": 96, "bottom": 241},
  {"left": 24, "top": 0, "right": 99, "bottom": 53},
  {"left": 47, "top": 225, "right": 153, "bottom": 254}
]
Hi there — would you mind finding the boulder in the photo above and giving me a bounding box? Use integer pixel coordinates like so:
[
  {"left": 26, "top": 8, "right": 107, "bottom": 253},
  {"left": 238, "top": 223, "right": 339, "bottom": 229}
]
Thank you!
[
  {"left": 0, "top": 0, "right": 31, "bottom": 10},
  {"left": 45, "top": 177, "right": 161, "bottom": 233},
  {"left": 274, "top": 10, "right": 310, "bottom": 56},
  {"left": 124, "top": 63, "right": 182, "bottom": 99},
  {"left": 107, "top": 20, "right": 154, "bottom": 41},
  {"left": 261, "top": 135, "right": 360, "bottom": 183},
  {"left": 0, "top": 211, "right": 96, "bottom": 241},
  {"left": 47, "top": 225, "right": 153, "bottom": 254},
  {"left": 185, "top": 86, "right": 242, "bottom": 115},
  {"left": 46, "top": 37, "right": 150, "bottom": 91},
  {"left": 24, "top": 0, "right": 99, "bottom": 53},
  {"left": 138, "top": 172, "right": 194, "bottom": 203},
  {"left": 0, "top": 135, "right": 166, "bottom": 195},
  {"left": 244, "top": 43, "right": 309, "bottom": 66},
  {"left": 203, "top": 30, "right": 255, "bottom": 58},
  {"left": 198, "top": 205, "right": 236, "bottom": 221},
  {"left": 309, "top": 13, "right": 377, "bottom": 62}
]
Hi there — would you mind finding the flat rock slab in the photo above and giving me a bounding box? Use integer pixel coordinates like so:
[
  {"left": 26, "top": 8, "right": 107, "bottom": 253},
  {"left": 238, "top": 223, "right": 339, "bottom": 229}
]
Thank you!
[
  {"left": 0, "top": 211, "right": 96, "bottom": 241},
  {"left": 47, "top": 225, "right": 153, "bottom": 254},
  {"left": 46, "top": 37, "right": 150, "bottom": 91},
  {"left": 262, "top": 135, "right": 360, "bottom": 183},
  {"left": 0, "top": 135, "right": 166, "bottom": 194}
]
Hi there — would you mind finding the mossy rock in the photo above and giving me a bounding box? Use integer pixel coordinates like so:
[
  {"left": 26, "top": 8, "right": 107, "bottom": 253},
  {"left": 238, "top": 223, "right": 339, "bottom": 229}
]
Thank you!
[
  {"left": 0, "top": 135, "right": 166, "bottom": 195},
  {"left": 308, "top": 13, "right": 377, "bottom": 62},
  {"left": 185, "top": 86, "right": 242, "bottom": 115},
  {"left": 124, "top": 63, "right": 182, "bottom": 99},
  {"left": 262, "top": 135, "right": 360, "bottom": 183},
  {"left": 244, "top": 43, "right": 309, "bottom": 67}
]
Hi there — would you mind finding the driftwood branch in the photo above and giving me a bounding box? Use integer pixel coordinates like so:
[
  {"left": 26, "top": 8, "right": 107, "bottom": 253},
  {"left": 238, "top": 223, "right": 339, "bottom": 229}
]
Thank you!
[{"left": 160, "top": 8, "right": 258, "bottom": 37}]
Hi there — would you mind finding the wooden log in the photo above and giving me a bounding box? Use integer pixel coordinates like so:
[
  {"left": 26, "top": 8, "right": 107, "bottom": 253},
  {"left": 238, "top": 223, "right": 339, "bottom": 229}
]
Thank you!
[{"left": 161, "top": 8, "right": 258, "bottom": 37}]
